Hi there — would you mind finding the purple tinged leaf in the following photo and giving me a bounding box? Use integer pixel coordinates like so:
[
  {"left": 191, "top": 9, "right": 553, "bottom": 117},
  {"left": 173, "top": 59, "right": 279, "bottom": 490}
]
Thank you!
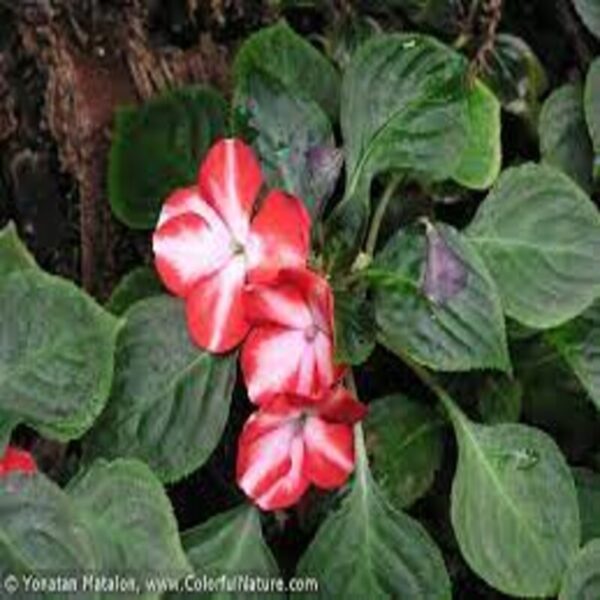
[{"left": 422, "top": 222, "right": 468, "bottom": 304}]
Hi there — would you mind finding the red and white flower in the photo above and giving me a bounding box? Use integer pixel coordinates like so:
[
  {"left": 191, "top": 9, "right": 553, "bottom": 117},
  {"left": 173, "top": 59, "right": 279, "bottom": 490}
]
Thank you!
[
  {"left": 241, "top": 268, "right": 344, "bottom": 404},
  {"left": 153, "top": 136, "right": 366, "bottom": 511},
  {"left": 236, "top": 387, "right": 366, "bottom": 510},
  {"left": 153, "top": 139, "right": 311, "bottom": 353},
  {"left": 0, "top": 446, "right": 36, "bottom": 477}
]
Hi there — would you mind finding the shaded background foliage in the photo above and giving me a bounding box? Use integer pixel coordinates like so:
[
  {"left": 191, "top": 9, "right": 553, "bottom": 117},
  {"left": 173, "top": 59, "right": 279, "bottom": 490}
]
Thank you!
[{"left": 1, "top": 1, "right": 600, "bottom": 599}]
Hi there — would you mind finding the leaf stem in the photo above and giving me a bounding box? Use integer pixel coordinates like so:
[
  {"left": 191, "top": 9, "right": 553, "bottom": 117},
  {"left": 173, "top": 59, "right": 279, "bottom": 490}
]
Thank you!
[
  {"left": 354, "top": 422, "right": 370, "bottom": 478},
  {"left": 364, "top": 175, "right": 403, "bottom": 257},
  {"left": 344, "top": 369, "right": 370, "bottom": 478},
  {"left": 555, "top": 0, "right": 593, "bottom": 69}
]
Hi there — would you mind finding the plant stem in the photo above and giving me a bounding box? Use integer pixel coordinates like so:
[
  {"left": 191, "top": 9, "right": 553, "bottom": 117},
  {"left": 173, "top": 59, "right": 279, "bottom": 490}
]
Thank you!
[
  {"left": 345, "top": 370, "right": 370, "bottom": 477},
  {"left": 364, "top": 175, "right": 403, "bottom": 257},
  {"left": 467, "top": 0, "right": 481, "bottom": 28},
  {"left": 556, "top": 0, "right": 593, "bottom": 69},
  {"left": 454, "top": 0, "right": 481, "bottom": 48},
  {"left": 345, "top": 368, "right": 359, "bottom": 397}
]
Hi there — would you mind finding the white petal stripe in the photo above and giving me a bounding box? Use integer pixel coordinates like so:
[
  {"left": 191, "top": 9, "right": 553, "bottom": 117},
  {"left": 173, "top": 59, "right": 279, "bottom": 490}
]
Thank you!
[
  {"left": 304, "top": 418, "right": 353, "bottom": 472},
  {"left": 239, "top": 422, "right": 295, "bottom": 495}
]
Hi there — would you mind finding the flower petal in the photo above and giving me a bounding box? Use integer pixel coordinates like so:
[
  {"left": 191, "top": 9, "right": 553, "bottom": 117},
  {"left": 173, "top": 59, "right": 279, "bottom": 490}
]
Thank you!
[
  {"left": 280, "top": 269, "right": 335, "bottom": 335},
  {"left": 251, "top": 268, "right": 335, "bottom": 333},
  {"left": 241, "top": 327, "right": 336, "bottom": 403},
  {"left": 285, "top": 386, "right": 367, "bottom": 424},
  {"left": 304, "top": 417, "right": 355, "bottom": 489},
  {"left": 313, "top": 331, "right": 339, "bottom": 393},
  {"left": 157, "top": 187, "right": 218, "bottom": 227},
  {"left": 237, "top": 411, "right": 309, "bottom": 511},
  {"left": 246, "top": 190, "right": 311, "bottom": 282},
  {"left": 153, "top": 212, "right": 232, "bottom": 297},
  {"left": 255, "top": 436, "right": 308, "bottom": 510},
  {"left": 186, "top": 256, "right": 248, "bottom": 352},
  {"left": 243, "top": 280, "right": 313, "bottom": 330},
  {"left": 0, "top": 446, "right": 37, "bottom": 476},
  {"left": 198, "top": 139, "right": 262, "bottom": 241},
  {"left": 317, "top": 386, "right": 368, "bottom": 424},
  {"left": 242, "top": 327, "right": 308, "bottom": 404}
]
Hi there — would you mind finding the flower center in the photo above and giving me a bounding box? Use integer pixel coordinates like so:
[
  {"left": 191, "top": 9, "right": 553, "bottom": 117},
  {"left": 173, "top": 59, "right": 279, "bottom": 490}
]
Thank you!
[
  {"left": 304, "top": 324, "right": 319, "bottom": 342},
  {"left": 231, "top": 239, "right": 246, "bottom": 256},
  {"left": 293, "top": 412, "right": 309, "bottom": 434}
]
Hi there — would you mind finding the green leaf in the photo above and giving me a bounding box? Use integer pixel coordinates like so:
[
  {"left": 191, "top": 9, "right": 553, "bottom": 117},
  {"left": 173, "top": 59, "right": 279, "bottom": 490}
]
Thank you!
[
  {"left": 106, "top": 266, "right": 163, "bottom": 316},
  {"left": 343, "top": 34, "right": 469, "bottom": 193},
  {"left": 323, "top": 196, "right": 370, "bottom": 274},
  {"left": 453, "top": 80, "right": 502, "bottom": 190},
  {"left": 0, "top": 472, "right": 98, "bottom": 574},
  {"left": 68, "top": 459, "right": 191, "bottom": 587},
  {"left": 84, "top": 296, "right": 237, "bottom": 483},
  {"left": 482, "top": 34, "right": 547, "bottom": 118},
  {"left": 477, "top": 374, "right": 522, "bottom": 424},
  {"left": 325, "top": 14, "right": 381, "bottom": 70},
  {"left": 169, "top": 505, "right": 283, "bottom": 600},
  {"left": 324, "top": 33, "right": 471, "bottom": 271},
  {"left": 233, "top": 21, "right": 340, "bottom": 120},
  {"left": 233, "top": 69, "right": 339, "bottom": 218},
  {"left": 467, "top": 163, "right": 600, "bottom": 329},
  {"left": 573, "top": 0, "right": 600, "bottom": 40},
  {"left": 514, "top": 336, "right": 600, "bottom": 459},
  {"left": 109, "top": 86, "right": 227, "bottom": 229},
  {"left": 0, "top": 415, "right": 18, "bottom": 453},
  {"left": 559, "top": 539, "right": 600, "bottom": 600},
  {"left": 584, "top": 58, "right": 600, "bottom": 180},
  {"left": 0, "top": 462, "right": 190, "bottom": 599},
  {"left": 547, "top": 300, "right": 600, "bottom": 412},
  {"left": 540, "top": 83, "right": 593, "bottom": 192},
  {"left": 0, "top": 530, "right": 31, "bottom": 584},
  {"left": 0, "top": 222, "right": 36, "bottom": 278},
  {"left": 371, "top": 222, "right": 509, "bottom": 372},
  {"left": 0, "top": 269, "right": 121, "bottom": 441},
  {"left": 365, "top": 395, "right": 444, "bottom": 509},
  {"left": 0, "top": 225, "right": 36, "bottom": 449},
  {"left": 447, "top": 400, "right": 580, "bottom": 597},
  {"left": 333, "top": 287, "right": 376, "bottom": 365},
  {"left": 296, "top": 427, "right": 451, "bottom": 600},
  {"left": 573, "top": 467, "right": 600, "bottom": 544}
]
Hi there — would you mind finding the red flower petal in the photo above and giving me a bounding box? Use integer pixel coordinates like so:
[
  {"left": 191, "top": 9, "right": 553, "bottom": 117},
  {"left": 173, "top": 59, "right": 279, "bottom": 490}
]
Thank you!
[
  {"left": 157, "top": 187, "right": 211, "bottom": 227},
  {"left": 254, "top": 436, "right": 308, "bottom": 510},
  {"left": 237, "top": 411, "right": 309, "bottom": 511},
  {"left": 281, "top": 269, "right": 335, "bottom": 335},
  {"left": 241, "top": 325, "right": 337, "bottom": 404},
  {"left": 0, "top": 446, "right": 37, "bottom": 476},
  {"left": 153, "top": 211, "right": 232, "bottom": 297},
  {"left": 241, "top": 268, "right": 342, "bottom": 403},
  {"left": 303, "top": 417, "right": 355, "bottom": 489},
  {"left": 246, "top": 268, "right": 335, "bottom": 332},
  {"left": 198, "top": 139, "right": 262, "bottom": 241},
  {"left": 246, "top": 190, "right": 311, "bottom": 283},
  {"left": 186, "top": 256, "right": 249, "bottom": 352},
  {"left": 244, "top": 280, "right": 313, "bottom": 330},
  {"left": 317, "top": 386, "right": 368, "bottom": 424}
]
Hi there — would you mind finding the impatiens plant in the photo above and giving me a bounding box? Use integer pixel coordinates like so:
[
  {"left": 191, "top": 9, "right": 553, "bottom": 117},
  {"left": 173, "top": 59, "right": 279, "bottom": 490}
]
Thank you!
[
  {"left": 152, "top": 139, "right": 310, "bottom": 352},
  {"left": 3, "top": 5, "right": 600, "bottom": 599},
  {"left": 237, "top": 389, "right": 366, "bottom": 510},
  {"left": 152, "top": 137, "right": 362, "bottom": 509}
]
